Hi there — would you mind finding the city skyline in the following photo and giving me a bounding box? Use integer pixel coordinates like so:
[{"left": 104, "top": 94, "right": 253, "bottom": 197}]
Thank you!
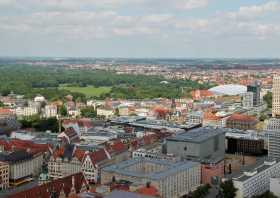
[{"left": 0, "top": 0, "right": 280, "bottom": 58}]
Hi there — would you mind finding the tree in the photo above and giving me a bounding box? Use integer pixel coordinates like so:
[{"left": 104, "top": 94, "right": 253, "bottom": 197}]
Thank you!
[
  {"left": 59, "top": 105, "right": 67, "bottom": 116},
  {"left": 81, "top": 107, "right": 97, "bottom": 118},
  {"left": 191, "top": 184, "right": 211, "bottom": 198},
  {"left": 19, "top": 116, "right": 59, "bottom": 132},
  {"left": 114, "top": 108, "right": 120, "bottom": 117},
  {"left": 220, "top": 180, "right": 237, "bottom": 198},
  {"left": 0, "top": 101, "right": 4, "bottom": 107},
  {"left": 263, "top": 91, "right": 272, "bottom": 109}
]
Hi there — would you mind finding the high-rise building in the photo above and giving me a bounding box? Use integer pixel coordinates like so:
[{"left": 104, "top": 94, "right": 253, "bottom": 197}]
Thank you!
[
  {"left": 268, "top": 131, "right": 280, "bottom": 159},
  {"left": 273, "top": 76, "right": 280, "bottom": 117},
  {"left": 241, "top": 92, "right": 254, "bottom": 108},
  {"left": 247, "top": 81, "right": 261, "bottom": 107}
]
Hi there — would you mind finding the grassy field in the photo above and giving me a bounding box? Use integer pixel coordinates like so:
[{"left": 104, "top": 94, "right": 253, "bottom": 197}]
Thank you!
[{"left": 59, "top": 85, "right": 111, "bottom": 97}]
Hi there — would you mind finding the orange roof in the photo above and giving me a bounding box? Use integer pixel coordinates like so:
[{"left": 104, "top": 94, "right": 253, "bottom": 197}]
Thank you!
[
  {"left": 191, "top": 90, "right": 213, "bottom": 100},
  {"left": 203, "top": 112, "right": 221, "bottom": 121},
  {"left": 0, "top": 108, "right": 13, "bottom": 115},
  {"left": 227, "top": 113, "right": 257, "bottom": 122},
  {"left": 137, "top": 185, "right": 159, "bottom": 196}
]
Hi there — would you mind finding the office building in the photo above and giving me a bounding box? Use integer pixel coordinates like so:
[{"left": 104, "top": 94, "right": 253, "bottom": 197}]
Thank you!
[
  {"left": 166, "top": 127, "right": 225, "bottom": 184},
  {"left": 270, "top": 177, "right": 280, "bottom": 197},
  {"left": 268, "top": 131, "right": 280, "bottom": 159},
  {"left": 166, "top": 127, "right": 225, "bottom": 162},
  {"left": 241, "top": 92, "right": 254, "bottom": 109},
  {"left": 247, "top": 81, "right": 261, "bottom": 107},
  {"left": 233, "top": 159, "right": 280, "bottom": 198},
  {"left": 102, "top": 158, "right": 201, "bottom": 198},
  {"left": 226, "top": 131, "right": 265, "bottom": 156},
  {"left": 264, "top": 118, "right": 280, "bottom": 131},
  {"left": 273, "top": 76, "right": 280, "bottom": 117}
]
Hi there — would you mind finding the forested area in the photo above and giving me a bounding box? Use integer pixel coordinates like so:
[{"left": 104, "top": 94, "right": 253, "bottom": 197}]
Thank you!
[{"left": 0, "top": 65, "right": 211, "bottom": 100}]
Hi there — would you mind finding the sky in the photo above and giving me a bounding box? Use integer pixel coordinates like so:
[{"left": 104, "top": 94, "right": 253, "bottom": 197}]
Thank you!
[{"left": 0, "top": 0, "right": 280, "bottom": 58}]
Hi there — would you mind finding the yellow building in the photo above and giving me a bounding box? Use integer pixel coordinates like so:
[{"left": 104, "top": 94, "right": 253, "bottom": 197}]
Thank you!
[{"left": 0, "top": 161, "right": 9, "bottom": 190}]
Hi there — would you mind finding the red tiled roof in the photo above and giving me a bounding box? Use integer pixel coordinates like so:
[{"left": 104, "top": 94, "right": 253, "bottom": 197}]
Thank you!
[
  {"left": 227, "top": 113, "right": 257, "bottom": 122},
  {"left": 137, "top": 185, "right": 159, "bottom": 197},
  {"left": 7, "top": 172, "right": 88, "bottom": 198},
  {"left": 110, "top": 141, "right": 126, "bottom": 154},
  {"left": 0, "top": 108, "right": 13, "bottom": 115},
  {"left": 203, "top": 112, "right": 221, "bottom": 121},
  {"left": 89, "top": 148, "right": 109, "bottom": 166},
  {"left": 0, "top": 139, "right": 50, "bottom": 154},
  {"left": 191, "top": 90, "right": 213, "bottom": 100}
]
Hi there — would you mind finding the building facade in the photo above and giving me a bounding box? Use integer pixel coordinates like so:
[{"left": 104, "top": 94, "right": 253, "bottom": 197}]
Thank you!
[
  {"left": 273, "top": 76, "right": 280, "bottom": 117},
  {"left": 233, "top": 159, "right": 280, "bottom": 198},
  {"left": 102, "top": 158, "right": 201, "bottom": 198},
  {"left": 226, "top": 114, "right": 257, "bottom": 130},
  {"left": 241, "top": 92, "right": 254, "bottom": 109},
  {"left": 268, "top": 131, "right": 280, "bottom": 159},
  {"left": 247, "top": 81, "right": 261, "bottom": 107},
  {"left": 0, "top": 161, "right": 9, "bottom": 190}
]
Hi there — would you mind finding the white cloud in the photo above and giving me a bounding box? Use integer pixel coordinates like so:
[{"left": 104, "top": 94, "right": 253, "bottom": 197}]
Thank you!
[
  {"left": 225, "top": 1, "right": 280, "bottom": 20},
  {"left": 175, "top": 0, "right": 208, "bottom": 10}
]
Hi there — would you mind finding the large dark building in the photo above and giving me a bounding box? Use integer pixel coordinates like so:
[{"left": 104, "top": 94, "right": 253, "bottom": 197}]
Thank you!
[
  {"left": 247, "top": 81, "right": 261, "bottom": 106},
  {"left": 226, "top": 130, "right": 266, "bottom": 156}
]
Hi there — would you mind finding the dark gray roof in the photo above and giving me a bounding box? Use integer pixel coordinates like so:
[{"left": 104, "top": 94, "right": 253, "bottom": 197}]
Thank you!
[
  {"left": 0, "top": 150, "right": 33, "bottom": 163},
  {"left": 167, "top": 127, "right": 226, "bottom": 143}
]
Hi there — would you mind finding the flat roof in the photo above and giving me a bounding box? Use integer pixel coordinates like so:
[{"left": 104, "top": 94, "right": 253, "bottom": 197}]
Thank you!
[
  {"left": 103, "top": 158, "right": 199, "bottom": 181},
  {"left": 167, "top": 127, "right": 225, "bottom": 143},
  {"left": 230, "top": 158, "right": 279, "bottom": 182}
]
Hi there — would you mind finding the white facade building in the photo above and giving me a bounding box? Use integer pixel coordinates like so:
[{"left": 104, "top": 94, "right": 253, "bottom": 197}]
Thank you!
[
  {"left": 270, "top": 177, "right": 280, "bottom": 197},
  {"left": 16, "top": 106, "right": 39, "bottom": 117},
  {"left": 268, "top": 130, "right": 280, "bottom": 159},
  {"left": 186, "top": 111, "right": 203, "bottom": 125},
  {"left": 241, "top": 92, "right": 254, "bottom": 109},
  {"left": 233, "top": 159, "right": 280, "bottom": 198},
  {"left": 265, "top": 118, "right": 280, "bottom": 131},
  {"left": 44, "top": 105, "right": 58, "bottom": 118}
]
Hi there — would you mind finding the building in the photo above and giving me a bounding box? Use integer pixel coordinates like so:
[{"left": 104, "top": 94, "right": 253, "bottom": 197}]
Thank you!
[
  {"left": 247, "top": 81, "right": 261, "bottom": 107},
  {"left": 233, "top": 159, "right": 280, "bottom": 198},
  {"left": 166, "top": 127, "right": 225, "bottom": 162},
  {"left": 186, "top": 111, "right": 203, "bottom": 125},
  {"left": 15, "top": 106, "right": 39, "bottom": 117},
  {"left": 166, "top": 127, "right": 225, "bottom": 184},
  {"left": 7, "top": 172, "right": 88, "bottom": 198},
  {"left": 241, "top": 92, "right": 254, "bottom": 109},
  {"left": 132, "top": 148, "right": 177, "bottom": 162},
  {"left": 270, "top": 177, "right": 280, "bottom": 197},
  {"left": 191, "top": 90, "right": 213, "bottom": 100},
  {"left": 268, "top": 131, "right": 280, "bottom": 159},
  {"left": 0, "top": 150, "right": 44, "bottom": 186},
  {"left": 101, "top": 158, "right": 201, "bottom": 198},
  {"left": 272, "top": 76, "right": 280, "bottom": 117},
  {"left": 48, "top": 141, "right": 126, "bottom": 183},
  {"left": 0, "top": 109, "right": 19, "bottom": 134},
  {"left": 264, "top": 118, "right": 280, "bottom": 131},
  {"left": 226, "top": 131, "right": 265, "bottom": 156},
  {"left": 203, "top": 112, "right": 228, "bottom": 128},
  {"left": 97, "top": 107, "right": 114, "bottom": 119},
  {"left": 0, "top": 161, "right": 9, "bottom": 190},
  {"left": 63, "top": 119, "right": 94, "bottom": 136},
  {"left": 226, "top": 113, "right": 257, "bottom": 130},
  {"left": 48, "top": 144, "right": 84, "bottom": 179},
  {"left": 43, "top": 104, "right": 57, "bottom": 118}
]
